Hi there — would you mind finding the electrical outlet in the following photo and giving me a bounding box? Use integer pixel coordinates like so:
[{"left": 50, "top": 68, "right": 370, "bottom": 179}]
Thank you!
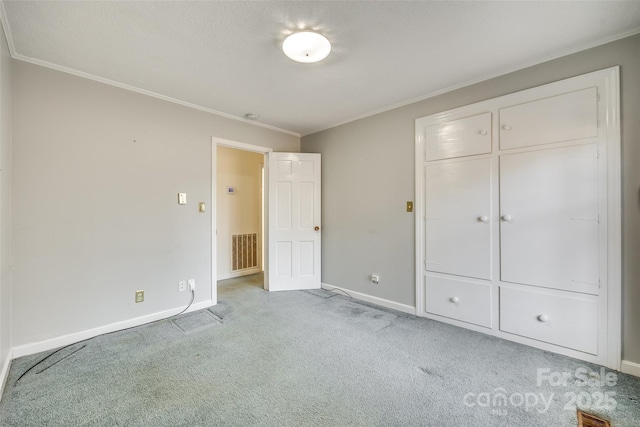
[
  {"left": 135, "top": 290, "right": 144, "bottom": 303},
  {"left": 179, "top": 280, "right": 186, "bottom": 292},
  {"left": 188, "top": 279, "right": 196, "bottom": 291},
  {"left": 370, "top": 274, "right": 380, "bottom": 284}
]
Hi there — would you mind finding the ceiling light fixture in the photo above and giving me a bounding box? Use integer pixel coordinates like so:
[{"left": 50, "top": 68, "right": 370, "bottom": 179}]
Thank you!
[
  {"left": 282, "top": 31, "right": 331, "bottom": 63},
  {"left": 245, "top": 113, "right": 259, "bottom": 120}
]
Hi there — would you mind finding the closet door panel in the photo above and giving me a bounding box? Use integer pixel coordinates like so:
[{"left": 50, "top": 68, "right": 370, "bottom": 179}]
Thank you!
[
  {"left": 499, "top": 144, "right": 599, "bottom": 293},
  {"left": 425, "top": 157, "right": 492, "bottom": 280},
  {"left": 499, "top": 87, "right": 598, "bottom": 150},
  {"left": 423, "top": 113, "right": 492, "bottom": 161}
]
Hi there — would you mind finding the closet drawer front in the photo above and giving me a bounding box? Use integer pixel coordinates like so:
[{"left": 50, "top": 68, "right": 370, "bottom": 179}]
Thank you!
[
  {"left": 500, "top": 287, "right": 598, "bottom": 355},
  {"left": 423, "top": 112, "right": 492, "bottom": 161},
  {"left": 499, "top": 87, "right": 598, "bottom": 150},
  {"left": 425, "top": 275, "right": 491, "bottom": 328}
]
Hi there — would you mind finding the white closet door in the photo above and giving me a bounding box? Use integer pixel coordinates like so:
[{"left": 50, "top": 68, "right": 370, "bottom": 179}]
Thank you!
[
  {"left": 422, "top": 112, "right": 492, "bottom": 161},
  {"left": 499, "top": 144, "right": 599, "bottom": 294},
  {"left": 425, "top": 157, "right": 492, "bottom": 280},
  {"left": 499, "top": 87, "right": 598, "bottom": 150}
]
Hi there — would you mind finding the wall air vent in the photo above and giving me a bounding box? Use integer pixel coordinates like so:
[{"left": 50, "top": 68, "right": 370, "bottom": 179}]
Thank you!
[{"left": 232, "top": 233, "right": 258, "bottom": 271}]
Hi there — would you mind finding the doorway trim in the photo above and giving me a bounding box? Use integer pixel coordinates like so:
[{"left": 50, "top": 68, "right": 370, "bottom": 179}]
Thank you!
[{"left": 211, "top": 136, "right": 273, "bottom": 305}]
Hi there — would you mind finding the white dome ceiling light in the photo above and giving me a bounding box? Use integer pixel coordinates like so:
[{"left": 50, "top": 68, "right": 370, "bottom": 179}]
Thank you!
[{"left": 282, "top": 31, "right": 331, "bottom": 63}]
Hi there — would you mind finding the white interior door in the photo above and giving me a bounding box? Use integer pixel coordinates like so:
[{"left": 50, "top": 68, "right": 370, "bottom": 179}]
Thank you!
[{"left": 267, "top": 153, "right": 321, "bottom": 291}]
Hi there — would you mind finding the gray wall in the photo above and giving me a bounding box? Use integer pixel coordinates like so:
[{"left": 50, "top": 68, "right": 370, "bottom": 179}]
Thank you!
[
  {"left": 0, "top": 21, "right": 12, "bottom": 374},
  {"left": 302, "top": 34, "right": 640, "bottom": 364},
  {"left": 12, "top": 61, "right": 299, "bottom": 348}
]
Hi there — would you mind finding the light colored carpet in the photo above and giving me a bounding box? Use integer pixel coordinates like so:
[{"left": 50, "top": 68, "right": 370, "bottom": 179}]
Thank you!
[{"left": 1, "top": 273, "right": 638, "bottom": 426}]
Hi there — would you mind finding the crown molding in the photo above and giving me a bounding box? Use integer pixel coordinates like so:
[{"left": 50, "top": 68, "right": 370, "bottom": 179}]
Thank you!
[
  {"left": 0, "top": 1, "right": 16, "bottom": 57},
  {"left": 302, "top": 26, "right": 640, "bottom": 137},
  {"left": 13, "top": 53, "right": 301, "bottom": 137}
]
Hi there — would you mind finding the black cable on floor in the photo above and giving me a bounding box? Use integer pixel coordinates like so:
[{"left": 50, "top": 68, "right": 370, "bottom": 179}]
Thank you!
[
  {"left": 15, "top": 289, "right": 196, "bottom": 384},
  {"left": 323, "top": 286, "right": 353, "bottom": 299},
  {"left": 35, "top": 345, "right": 86, "bottom": 374}
]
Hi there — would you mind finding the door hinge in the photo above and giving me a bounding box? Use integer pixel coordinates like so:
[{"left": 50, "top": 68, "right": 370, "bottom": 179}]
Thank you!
[
  {"left": 597, "top": 214, "right": 601, "bottom": 224},
  {"left": 597, "top": 119, "right": 600, "bottom": 128},
  {"left": 596, "top": 93, "right": 600, "bottom": 102}
]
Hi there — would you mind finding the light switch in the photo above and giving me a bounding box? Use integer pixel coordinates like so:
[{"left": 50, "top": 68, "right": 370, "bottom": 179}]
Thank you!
[
  {"left": 406, "top": 201, "right": 413, "bottom": 212},
  {"left": 178, "top": 193, "right": 187, "bottom": 205},
  {"left": 199, "top": 202, "right": 206, "bottom": 213}
]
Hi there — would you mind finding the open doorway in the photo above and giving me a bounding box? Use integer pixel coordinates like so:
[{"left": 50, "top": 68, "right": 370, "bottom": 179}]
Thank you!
[
  {"left": 211, "top": 137, "right": 272, "bottom": 303},
  {"left": 216, "top": 146, "right": 263, "bottom": 280}
]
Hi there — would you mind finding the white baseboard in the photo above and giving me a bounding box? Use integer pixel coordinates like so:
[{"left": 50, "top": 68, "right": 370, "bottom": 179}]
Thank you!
[
  {"left": 621, "top": 360, "right": 640, "bottom": 377},
  {"left": 0, "top": 349, "right": 12, "bottom": 400},
  {"left": 217, "top": 268, "right": 262, "bottom": 281},
  {"left": 321, "top": 283, "right": 416, "bottom": 315},
  {"left": 11, "top": 300, "right": 213, "bottom": 359}
]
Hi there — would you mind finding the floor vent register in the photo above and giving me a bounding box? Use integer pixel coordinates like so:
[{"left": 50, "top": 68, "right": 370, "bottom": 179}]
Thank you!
[{"left": 577, "top": 410, "right": 610, "bottom": 427}]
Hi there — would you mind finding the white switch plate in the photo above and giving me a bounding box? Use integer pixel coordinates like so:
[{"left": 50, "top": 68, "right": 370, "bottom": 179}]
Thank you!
[
  {"left": 178, "top": 193, "right": 187, "bottom": 205},
  {"left": 179, "top": 280, "right": 186, "bottom": 292},
  {"left": 188, "top": 279, "right": 196, "bottom": 291}
]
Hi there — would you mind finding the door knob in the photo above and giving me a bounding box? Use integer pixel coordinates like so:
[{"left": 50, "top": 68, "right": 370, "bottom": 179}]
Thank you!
[
  {"left": 449, "top": 297, "right": 460, "bottom": 303},
  {"left": 502, "top": 125, "right": 512, "bottom": 131},
  {"left": 501, "top": 214, "right": 512, "bottom": 222},
  {"left": 478, "top": 130, "right": 488, "bottom": 136},
  {"left": 537, "top": 314, "right": 549, "bottom": 322},
  {"left": 478, "top": 215, "right": 489, "bottom": 223},
  {"left": 314, "top": 226, "right": 320, "bottom": 231}
]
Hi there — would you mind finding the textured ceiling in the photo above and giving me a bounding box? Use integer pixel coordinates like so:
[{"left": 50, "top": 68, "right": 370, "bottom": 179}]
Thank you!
[{"left": 2, "top": 1, "right": 640, "bottom": 136}]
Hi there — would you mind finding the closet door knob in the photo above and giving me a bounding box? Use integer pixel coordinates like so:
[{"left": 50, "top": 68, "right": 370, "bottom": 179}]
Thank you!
[
  {"left": 449, "top": 297, "right": 460, "bottom": 303},
  {"left": 478, "top": 215, "right": 489, "bottom": 223},
  {"left": 501, "top": 214, "right": 512, "bottom": 222},
  {"left": 502, "top": 125, "right": 512, "bottom": 131},
  {"left": 537, "top": 314, "right": 549, "bottom": 322},
  {"left": 478, "top": 130, "right": 488, "bottom": 136}
]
